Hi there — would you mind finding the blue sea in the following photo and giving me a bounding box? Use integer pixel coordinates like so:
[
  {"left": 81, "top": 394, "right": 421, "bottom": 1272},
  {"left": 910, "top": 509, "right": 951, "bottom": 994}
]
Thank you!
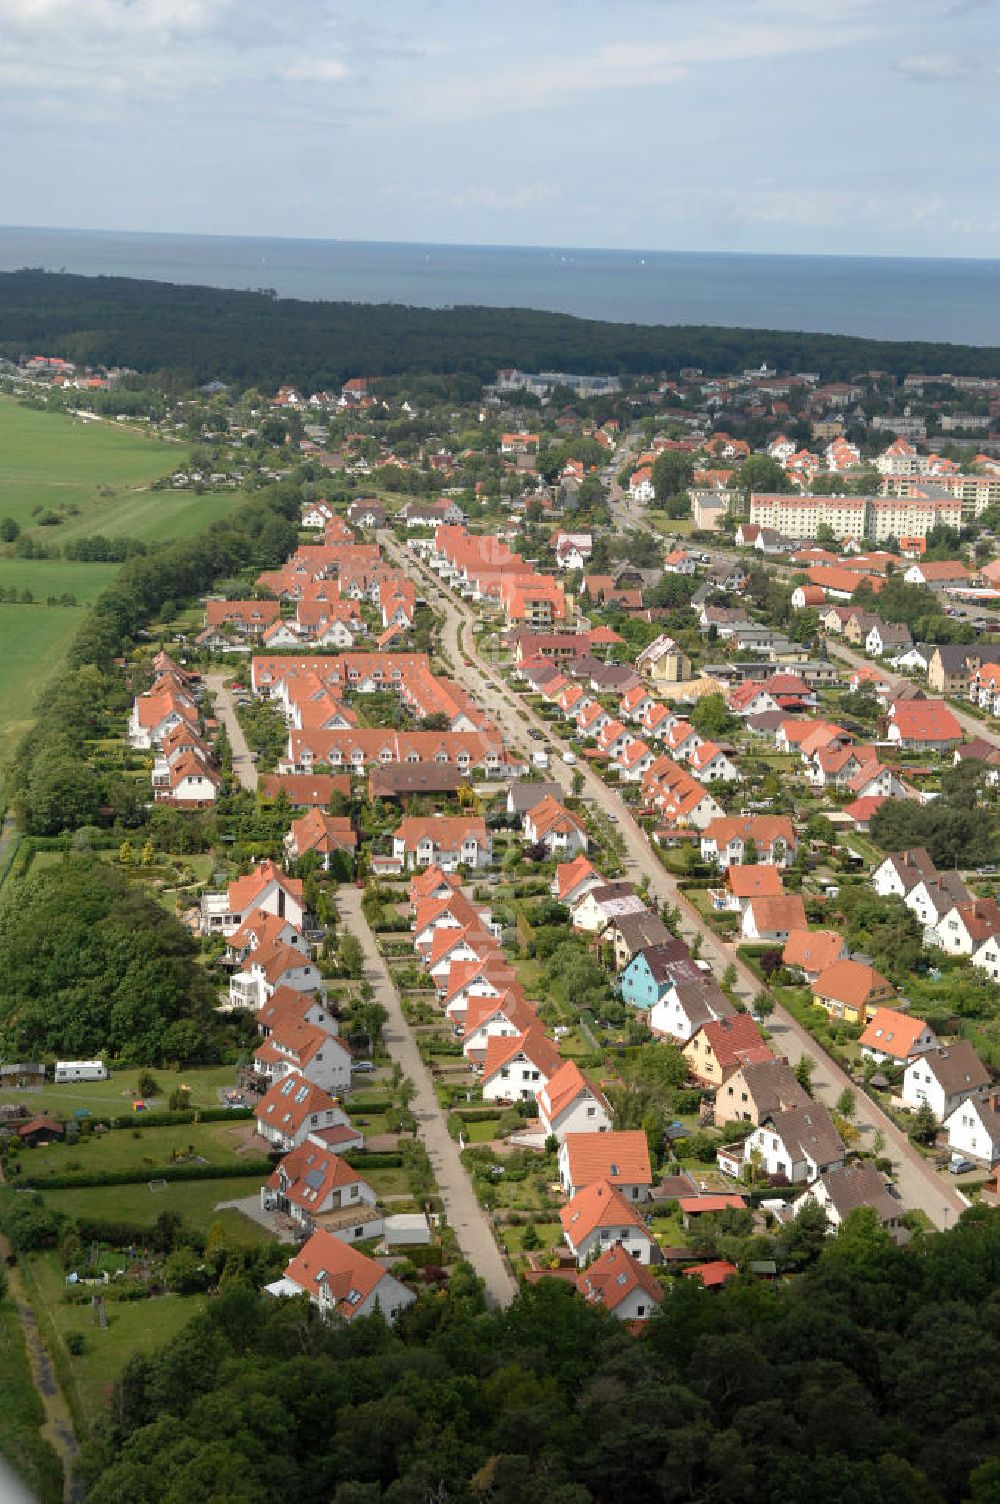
[{"left": 1, "top": 225, "right": 999, "bottom": 346}]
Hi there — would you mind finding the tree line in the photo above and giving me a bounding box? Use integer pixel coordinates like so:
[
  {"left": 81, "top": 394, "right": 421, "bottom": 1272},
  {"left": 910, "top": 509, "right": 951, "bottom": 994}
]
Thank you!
[
  {"left": 75, "top": 1206, "right": 1000, "bottom": 1504},
  {"left": 3, "top": 270, "right": 1000, "bottom": 389}
]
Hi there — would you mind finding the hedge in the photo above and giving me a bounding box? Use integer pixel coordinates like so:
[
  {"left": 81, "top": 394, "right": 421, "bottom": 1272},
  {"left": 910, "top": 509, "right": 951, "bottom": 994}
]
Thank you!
[
  {"left": 79, "top": 1106, "right": 254, "bottom": 1130},
  {"left": 20, "top": 1162, "right": 272, "bottom": 1191},
  {"left": 343, "top": 1098, "right": 393, "bottom": 1115},
  {"left": 343, "top": 1151, "right": 404, "bottom": 1170}
]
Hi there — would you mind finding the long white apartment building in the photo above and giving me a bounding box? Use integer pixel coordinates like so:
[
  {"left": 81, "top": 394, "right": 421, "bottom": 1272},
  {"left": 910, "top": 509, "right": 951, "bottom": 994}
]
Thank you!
[{"left": 749, "top": 492, "right": 963, "bottom": 543}]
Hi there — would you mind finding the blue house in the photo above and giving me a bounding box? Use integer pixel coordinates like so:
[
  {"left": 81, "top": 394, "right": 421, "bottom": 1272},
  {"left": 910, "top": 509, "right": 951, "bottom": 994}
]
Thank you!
[{"left": 619, "top": 939, "right": 703, "bottom": 1010}]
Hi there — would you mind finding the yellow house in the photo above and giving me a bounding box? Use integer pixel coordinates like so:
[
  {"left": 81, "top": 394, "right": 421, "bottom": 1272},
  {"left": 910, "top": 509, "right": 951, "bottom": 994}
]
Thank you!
[
  {"left": 812, "top": 958, "right": 895, "bottom": 1025},
  {"left": 682, "top": 1015, "right": 772, "bottom": 1088}
]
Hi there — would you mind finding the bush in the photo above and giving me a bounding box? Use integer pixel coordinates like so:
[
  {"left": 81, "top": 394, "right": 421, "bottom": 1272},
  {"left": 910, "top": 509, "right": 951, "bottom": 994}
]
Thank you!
[{"left": 65, "top": 1332, "right": 86, "bottom": 1356}]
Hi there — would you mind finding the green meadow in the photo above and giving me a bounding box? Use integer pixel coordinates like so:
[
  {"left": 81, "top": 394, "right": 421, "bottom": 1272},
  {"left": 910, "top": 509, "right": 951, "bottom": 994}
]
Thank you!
[
  {"left": 0, "top": 402, "right": 244, "bottom": 764},
  {"left": 0, "top": 399, "right": 179, "bottom": 537}
]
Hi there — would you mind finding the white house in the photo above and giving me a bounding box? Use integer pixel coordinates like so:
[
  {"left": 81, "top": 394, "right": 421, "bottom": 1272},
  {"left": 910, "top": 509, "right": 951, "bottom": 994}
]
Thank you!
[
  {"left": 536, "top": 1060, "right": 613, "bottom": 1142},
  {"left": 576, "top": 1244, "right": 665, "bottom": 1322},
  {"left": 480, "top": 1027, "right": 562, "bottom": 1104},
  {"left": 794, "top": 1161, "right": 903, "bottom": 1235},
  {"left": 902, "top": 1043, "right": 992, "bottom": 1122},
  {"left": 560, "top": 1181, "right": 658, "bottom": 1267},
  {"left": 268, "top": 1229, "right": 415, "bottom": 1323},
  {"left": 558, "top": 1130, "right": 652, "bottom": 1201},
  {"left": 649, "top": 979, "right": 734, "bottom": 1043},
  {"left": 944, "top": 1095, "right": 1000, "bottom": 1166},
  {"left": 742, "top": 1104, "right": 845, "bottom": 1184}
]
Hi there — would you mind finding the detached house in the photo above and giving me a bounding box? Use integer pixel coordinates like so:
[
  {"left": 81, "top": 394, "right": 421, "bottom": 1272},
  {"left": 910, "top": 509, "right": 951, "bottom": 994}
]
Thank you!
[
  {"left": 255, "top": 1076, "right": 345, "bottom": 1153},
  {"left": 523, "top": 796, "right": 588, "bottom": 859},
  {"left": 886, "top": 699, "right": 962, "bottom": 752},
  {"left": 264, "top": 1141, "right": 379, "bottom": 1239},
  {"left": 201, "top": 860, "right": 305, "bottom": 936},
  {"left": 742, "top": 1103, "right": 845, "bottom": 1184},
  {"left": 902, "top": 1042, "right": 991, "bottom": 1122},
  {"left": 716, "top": 1057, "right": 810, "bottom": 1127},
  {"left": 392, "top": 815, "right": 490, "bottom": 871},
  {"left": 944, "top": 1094, "right": 1000, "bottom": 1167},
  {"left": 577, "top": 1244, "right": 664, "bottom": 1322},
  {"left": 682, "top": 1014, "right": 773, "bottom": 1087},
  {"left": 268, "top": 1230, "right": 414, "bottom": 1324},
  {"left": 561, "top": 1181, "right": 659, "bottom": 1268},
  {"left": 480, "top": 1027, "right": 562, "bottom": 1103},
  {"left": 559, "top": 1129, "right": 652, "bottom": 1201},
  {"left": 537, "top": 1060, "right": 613, "bottom": 1141},
  {"left": 859, "top": 1007, "right": 938, "bottom": 1066},
  {"left": 812, "top": 958, "right": 895, "bottom": 1024},
  {"left": 796, "top": 1161, "right": 903, "bottom": 1236}
]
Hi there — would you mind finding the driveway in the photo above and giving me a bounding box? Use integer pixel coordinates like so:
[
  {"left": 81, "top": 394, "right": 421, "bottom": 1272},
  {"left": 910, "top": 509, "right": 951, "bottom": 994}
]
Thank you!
[
  {"left": 381, "top": 535, "right": 967, "bottom": 1230},
  {"left": 337, "top": 884, "right": 517, "bottom": 1307},
  {"left": 204, "top": 671, "right": 258, "bottom": 791}
]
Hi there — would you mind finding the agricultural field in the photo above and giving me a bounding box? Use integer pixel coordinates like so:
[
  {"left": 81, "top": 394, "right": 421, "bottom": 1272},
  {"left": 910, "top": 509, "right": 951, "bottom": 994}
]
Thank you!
[
  {"left": 0, "top": 558, "right": 118, "bottom": 761},
  {"left": 0, "top": 400, "right": 180, "bottom": 538}
]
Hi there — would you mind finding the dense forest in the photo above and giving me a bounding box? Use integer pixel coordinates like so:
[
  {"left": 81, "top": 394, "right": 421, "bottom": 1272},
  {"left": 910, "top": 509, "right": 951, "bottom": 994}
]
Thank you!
[
  {"left": 2, "top": 270, "right": 1000, "bottom": 388},
  {"left": 0, "top": 856, "right": 219, "bottom": 1063},
  {"left": 77, "top": 1208, "right": 1000, "bottom": 1504}
]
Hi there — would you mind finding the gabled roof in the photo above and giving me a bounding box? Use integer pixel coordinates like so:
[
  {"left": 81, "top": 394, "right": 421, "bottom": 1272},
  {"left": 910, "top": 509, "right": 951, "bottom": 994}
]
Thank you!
[
  {"left": 481, "top": 1026, "right": 562, "bottom": 1084},
  {"left": 859, "top": 1007, "right": 931, "bottom": 1061},
  {"left": 813, "top": 958, "right": 893, "bottom": 1008},
  {"left": 577, "top": 1243, "right": 663, "bottom": 1313},
  {"left": 562, "top": 1130, "right": 652, "bottom": 1188},
  {"left": 561, "top": 1179, "right": 647, "bottom": 1244},
  {"left": 745, "top": 895, "right": 808, "bottom": 933},
  {"left": 890, "top": 699, "right": 962, "bottom": 743},
  {"left": 538, "top": 1059, "right": 611, "bottom": 1125},
  {"left": 281, "top": 1229, "right": 388, "bottom": 1316},
  {"left": 781, "top": 929, "right": 846, "bottom": 974},
  {"left": 727, "top": 865, "right": 784, "bottom": 900},
  {"left": 689, "top": 1014, "right": 772, "bottom": 1071},
  {"left": 915, "top": 1042, "right": 990, "bottom": 1095}
]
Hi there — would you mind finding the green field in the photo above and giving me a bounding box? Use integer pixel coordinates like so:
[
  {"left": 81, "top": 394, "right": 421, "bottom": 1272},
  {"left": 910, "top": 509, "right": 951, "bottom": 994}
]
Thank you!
[
  {"left": 0, "top": 400, "right": 180, "bottom": 537},
  {"left": 23, "top": 1251, "right": 209, "bottom": 1433},
  {"left": 0, "top": 560, "right": 115, "bottom": 760},
  {"left": 12, "top": 1120, "right": 264, "bottom": 1185},
  {"left": 0, "top": 1064, "right": 237, "bottom": 1118},
  {"left": 14, "top": 1178, "right": 273, "bottom": 1245}
]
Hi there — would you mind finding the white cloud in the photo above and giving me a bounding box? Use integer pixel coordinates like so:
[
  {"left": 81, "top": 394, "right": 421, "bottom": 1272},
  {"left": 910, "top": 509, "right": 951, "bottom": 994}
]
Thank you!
[{"left": 277, "top": 57, "right": 350, "bottom": 83}]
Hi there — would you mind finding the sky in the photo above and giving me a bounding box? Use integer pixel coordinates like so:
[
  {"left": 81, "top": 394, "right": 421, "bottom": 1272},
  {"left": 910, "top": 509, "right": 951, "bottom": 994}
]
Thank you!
[{"left": 2, "top": 0, "right": 999, "bottom": 257}]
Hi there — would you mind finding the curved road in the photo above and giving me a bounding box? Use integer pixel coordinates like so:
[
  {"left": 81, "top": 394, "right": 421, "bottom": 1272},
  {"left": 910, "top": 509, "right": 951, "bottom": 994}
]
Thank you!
[{"left": 380, "top": 530, "right": 966, "bottom": 1229}]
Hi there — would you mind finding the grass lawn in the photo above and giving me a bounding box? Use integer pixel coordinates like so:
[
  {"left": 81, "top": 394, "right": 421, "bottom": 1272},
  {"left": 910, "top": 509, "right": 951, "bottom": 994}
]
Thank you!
[
  {"left": 12, "top": 1175, "right": 273, "bottom": 1244},
  {"left": 362, "top": 1166, "right": 413, "bottom": 1198},
  {"left": 461, "top": 1118, "right": 501, "bottom": 1144},
  {"left": 0, "top": 1299, "right": 64, "bottom": 1504},
  {"left": 0, "top": 1064, "right": 237, "bottom": 1118},
  {"left": 500, "top": 1221, "right": 563, "bottom": 1255},
  {"left": 0, "top": 560, "right": 117, "bottom": 761},
  {"left": 12, "top": 1120, "right": 263, "bottom": 1184},
  {"left": 0, "top": 400, "right": 180, "bottom": 537},
  {"left": 23, "top": 1251, "right": 208, "bottom": 1433}
]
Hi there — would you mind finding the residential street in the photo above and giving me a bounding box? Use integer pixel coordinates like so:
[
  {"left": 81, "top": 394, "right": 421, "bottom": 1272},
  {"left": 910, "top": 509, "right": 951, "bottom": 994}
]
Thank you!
[
  {"left": 381, "top": 532, "right": 967, "bottom": 1230},
  {"left": 337, "top": 884, "right": 518, "bottom": 1308},
  {"left": 825, "top": 638, "right": 1000, "bottom": 750},
  {"left": 204, "top": 671, "right": 258, "bottom": 791}
]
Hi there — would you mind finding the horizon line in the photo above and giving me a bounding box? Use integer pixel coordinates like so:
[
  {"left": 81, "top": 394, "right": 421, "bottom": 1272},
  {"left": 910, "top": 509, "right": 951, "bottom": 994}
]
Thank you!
[{"left": 1, "top": 222, "right": 1000, "bottom": 268}]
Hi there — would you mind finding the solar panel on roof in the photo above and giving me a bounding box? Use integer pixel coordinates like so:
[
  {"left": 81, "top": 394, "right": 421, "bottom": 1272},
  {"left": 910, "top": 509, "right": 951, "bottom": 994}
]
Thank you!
[{"left": 304, "top": 1169, "right": 325, "bottom": 1190}]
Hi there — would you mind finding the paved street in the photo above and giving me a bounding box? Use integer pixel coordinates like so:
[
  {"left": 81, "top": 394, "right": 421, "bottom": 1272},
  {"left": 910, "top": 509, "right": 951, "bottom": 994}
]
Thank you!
[
  {"left": 382, "top": 532, "right": 967, "bottom": 1229},
  {"left": 204, "top": 671, "right": 258, "bottom": 790},
  {"left": 826, "top": 637, "right": 1000, "bottom": 750},
  {"left": 337, "top": 884, "right": 517, "bottom": 1308}
]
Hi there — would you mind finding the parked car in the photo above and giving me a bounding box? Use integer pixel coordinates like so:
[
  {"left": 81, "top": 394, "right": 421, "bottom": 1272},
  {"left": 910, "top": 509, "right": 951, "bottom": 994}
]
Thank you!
[
  {"left": 948, "top": 1156, "right": 976, "bottom": 1175},
  {"left": 562, "top": 750, "right": 577, "bottom": 764}
]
